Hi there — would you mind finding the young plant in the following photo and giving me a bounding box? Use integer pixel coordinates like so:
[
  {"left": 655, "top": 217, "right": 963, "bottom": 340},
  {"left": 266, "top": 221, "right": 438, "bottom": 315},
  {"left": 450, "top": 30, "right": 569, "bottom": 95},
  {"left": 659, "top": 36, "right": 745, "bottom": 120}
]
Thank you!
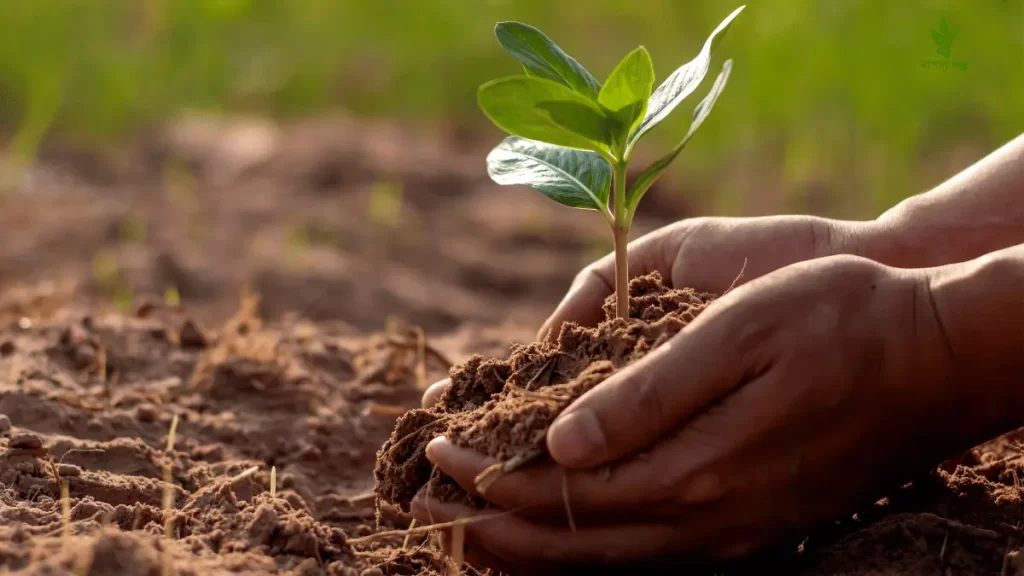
[{"left": 479, "top": 6, "right": 744, "bottom": 319}]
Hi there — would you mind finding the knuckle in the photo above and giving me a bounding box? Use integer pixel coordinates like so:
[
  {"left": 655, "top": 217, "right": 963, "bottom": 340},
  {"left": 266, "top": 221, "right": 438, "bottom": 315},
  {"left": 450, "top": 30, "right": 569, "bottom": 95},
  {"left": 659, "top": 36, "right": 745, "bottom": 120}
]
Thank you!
[
  {"left": 668, "top": 219, "right": 710, "bottom": 275},
  {"left": 573, "top": 263, "right": 607, "bottom": 292},
  {"left": 573, "top": 265, "right": 593, "bottom": 286},
  {"left": 806, "top": 218, "right": 835, "bottom": 257}
]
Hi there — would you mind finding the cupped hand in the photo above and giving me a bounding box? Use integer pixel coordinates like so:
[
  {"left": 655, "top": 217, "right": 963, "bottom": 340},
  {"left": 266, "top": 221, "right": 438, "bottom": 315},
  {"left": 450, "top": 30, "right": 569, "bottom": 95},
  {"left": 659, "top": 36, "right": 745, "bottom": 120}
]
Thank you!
[
  {"left": 411, "top": 255, "right": 997, "bottom": 571},
  {"left": 422, "top": 215, "right": 873, "bottom": 407}
]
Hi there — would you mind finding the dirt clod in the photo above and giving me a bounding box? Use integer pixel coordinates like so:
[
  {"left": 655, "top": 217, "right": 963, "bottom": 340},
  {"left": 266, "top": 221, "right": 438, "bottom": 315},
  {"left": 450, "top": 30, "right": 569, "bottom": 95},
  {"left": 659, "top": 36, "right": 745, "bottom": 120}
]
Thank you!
[
  {"left": 179, "top": 319, "right": 209, "bottom": 349},
  {"left": 375, "top": 272, "right": 715, "bottom": 509},
  {"left": 9, "top": 431, "right": 44, "bottom": 451}
]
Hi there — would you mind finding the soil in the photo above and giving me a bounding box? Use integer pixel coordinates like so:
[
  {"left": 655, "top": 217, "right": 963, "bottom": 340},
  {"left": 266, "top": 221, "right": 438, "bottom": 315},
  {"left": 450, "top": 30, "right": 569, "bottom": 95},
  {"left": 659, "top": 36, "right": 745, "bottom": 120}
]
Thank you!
[
  {"left": 375, "top": 273, "right": 715, "bottom": 511},
  {"left": 1, "top": 114, "right": 1024, "bottom": 574}
]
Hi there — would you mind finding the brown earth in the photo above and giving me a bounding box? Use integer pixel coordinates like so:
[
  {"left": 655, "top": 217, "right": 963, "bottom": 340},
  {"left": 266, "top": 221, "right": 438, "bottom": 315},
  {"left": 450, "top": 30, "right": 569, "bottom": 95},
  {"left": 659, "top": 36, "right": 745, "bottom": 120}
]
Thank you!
[
  {"left": 375, "top": 273, "right": 715, "bottom": 512},
  {"left": 1, "top": 115, "right": 1023, "bottom": 574}
]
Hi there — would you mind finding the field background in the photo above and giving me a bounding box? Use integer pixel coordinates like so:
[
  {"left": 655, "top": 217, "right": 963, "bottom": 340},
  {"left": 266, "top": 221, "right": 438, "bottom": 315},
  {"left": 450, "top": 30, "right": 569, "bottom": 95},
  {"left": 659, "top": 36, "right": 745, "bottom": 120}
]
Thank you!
[
  {"left": 0, "top": 0, "right": 1022, "bottom": 330},
  {"left": 2, "top": 0, "right": 1022, "bottom": 215}
]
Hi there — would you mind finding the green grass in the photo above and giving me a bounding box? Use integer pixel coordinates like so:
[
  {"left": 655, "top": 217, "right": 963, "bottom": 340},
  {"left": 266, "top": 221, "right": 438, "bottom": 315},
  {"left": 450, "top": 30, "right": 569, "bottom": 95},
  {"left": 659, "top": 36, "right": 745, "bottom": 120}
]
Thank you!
[{"left": 1, "top": 0, "right": 1021, "bottom": 216}]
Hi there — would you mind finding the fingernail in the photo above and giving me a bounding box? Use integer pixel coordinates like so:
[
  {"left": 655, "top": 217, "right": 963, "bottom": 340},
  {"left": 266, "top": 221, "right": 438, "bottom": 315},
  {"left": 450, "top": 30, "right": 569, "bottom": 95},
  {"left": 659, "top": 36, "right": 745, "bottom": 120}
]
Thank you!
[
  {"left": 547, "top": 409, "right": 606, "bottom": 465},
  {"left": 424, "top": 436, "right": 447, "bottom": 463},
  {"left": 422, "top": 379, "right": 450, "bottom": 408}
]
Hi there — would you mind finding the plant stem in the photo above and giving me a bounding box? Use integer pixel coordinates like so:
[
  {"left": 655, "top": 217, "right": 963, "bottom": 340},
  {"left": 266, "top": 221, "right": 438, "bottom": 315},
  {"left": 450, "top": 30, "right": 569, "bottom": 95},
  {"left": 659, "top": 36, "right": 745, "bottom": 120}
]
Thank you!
[{"left": 611, "top": 162, "right": 630, "bottom": 320}]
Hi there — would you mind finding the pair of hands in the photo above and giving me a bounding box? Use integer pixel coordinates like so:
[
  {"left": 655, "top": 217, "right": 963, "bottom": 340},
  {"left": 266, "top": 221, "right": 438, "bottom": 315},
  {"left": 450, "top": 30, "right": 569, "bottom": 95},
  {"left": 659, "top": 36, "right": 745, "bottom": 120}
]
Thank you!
[{"left": 414, "top": 215, "right": 973, "bottom": 573}]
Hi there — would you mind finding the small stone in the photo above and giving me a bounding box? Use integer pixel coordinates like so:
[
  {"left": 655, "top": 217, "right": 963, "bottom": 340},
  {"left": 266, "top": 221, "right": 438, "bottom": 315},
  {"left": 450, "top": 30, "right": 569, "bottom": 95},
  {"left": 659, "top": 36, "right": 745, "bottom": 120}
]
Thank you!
[
  {"left": 246, "top": 504, "right": 279, "bottom": 546},
  {"left": 179, "top": 319, "right": 209, "bottom": 349},
  {"left": 284, "top": 492, "right": 308, "bottom": 511},
  {"left": 135, "top": 403, "right": 159, "bottom": 423},
  {"left": 9, "top": 431, "right": 43, "bottom": 450},
  {"left": 57, "top": 463, "right": 82, "bottom": 477},
  {"left": 359, "top": 568, "right": 384, "bottom": 576},
  {"left": 135, "top": 301, "right": 156, "bottom": 318},
  {"left": 0, "top": 341, "right": 14, "bottom": 356},
  {"left": 0, "top": 414, "right": 11, "bottom": 435}
]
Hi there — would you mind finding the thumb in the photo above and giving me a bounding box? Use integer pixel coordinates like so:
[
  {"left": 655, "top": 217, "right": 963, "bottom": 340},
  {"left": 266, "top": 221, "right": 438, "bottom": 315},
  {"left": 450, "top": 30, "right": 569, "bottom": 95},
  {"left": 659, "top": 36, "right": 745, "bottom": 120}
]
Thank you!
[{"left": 545, "top": 302, "right": 750, "bottom": 468}]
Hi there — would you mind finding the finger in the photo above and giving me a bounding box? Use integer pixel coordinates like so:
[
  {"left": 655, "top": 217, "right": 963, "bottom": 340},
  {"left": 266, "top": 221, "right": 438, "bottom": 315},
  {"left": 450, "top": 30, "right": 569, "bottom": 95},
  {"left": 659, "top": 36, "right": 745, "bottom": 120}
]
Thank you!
[
  {"left": 410, "top": 497, "right": 695, "bottom": 566},
  {"left": 425, "top": 437, "right": 664, "bottom": 518},
  {"left": 412, "top": 499, "right": 547, "bottom": 574},
  {"left": 435, "top": 515, "right": 519, "bottom": 574},
  {"left": 546, "top": 298, "right": 762, "bottom": 468},
  {"left": 538, "top": 229, "right": 679, "bottom": 341},
  {"left": 424, "top": 436, "right": 500, "bottom": 499},
  {"left": 421, "top": 378, "right": 450, "bottom": 408}
]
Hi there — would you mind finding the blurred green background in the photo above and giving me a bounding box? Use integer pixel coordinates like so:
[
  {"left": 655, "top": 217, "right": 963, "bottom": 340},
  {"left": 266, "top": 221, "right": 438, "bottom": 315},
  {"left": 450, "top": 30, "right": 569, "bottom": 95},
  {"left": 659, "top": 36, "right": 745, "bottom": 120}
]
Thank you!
[{"left": 1, "top": 0, "right": 1021, "bottom": 217}]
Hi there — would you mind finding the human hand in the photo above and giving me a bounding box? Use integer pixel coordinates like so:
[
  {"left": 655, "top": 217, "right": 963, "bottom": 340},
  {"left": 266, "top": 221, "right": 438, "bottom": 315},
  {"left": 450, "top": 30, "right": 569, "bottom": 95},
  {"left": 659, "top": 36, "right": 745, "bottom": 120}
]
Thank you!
[
  {"left": 423, "top": 214, "right": 872, "bottom": 407},
  {"left": 412, "top": 255, "right": 1003, "bottom": 572}
]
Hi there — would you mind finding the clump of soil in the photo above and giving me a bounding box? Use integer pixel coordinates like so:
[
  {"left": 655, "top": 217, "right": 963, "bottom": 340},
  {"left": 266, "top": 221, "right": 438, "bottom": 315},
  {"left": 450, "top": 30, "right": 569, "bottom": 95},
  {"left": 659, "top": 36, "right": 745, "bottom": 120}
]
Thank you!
[{"left": 374, "top": 272, "right": 715, "bottom": 510}]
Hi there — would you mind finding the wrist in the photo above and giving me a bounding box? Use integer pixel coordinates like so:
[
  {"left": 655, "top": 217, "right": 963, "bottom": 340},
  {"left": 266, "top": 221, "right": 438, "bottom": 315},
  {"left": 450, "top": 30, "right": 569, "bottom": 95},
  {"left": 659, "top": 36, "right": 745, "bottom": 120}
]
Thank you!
[{"left": 927, "top": 245, "right": 1024, "bottom": 440}]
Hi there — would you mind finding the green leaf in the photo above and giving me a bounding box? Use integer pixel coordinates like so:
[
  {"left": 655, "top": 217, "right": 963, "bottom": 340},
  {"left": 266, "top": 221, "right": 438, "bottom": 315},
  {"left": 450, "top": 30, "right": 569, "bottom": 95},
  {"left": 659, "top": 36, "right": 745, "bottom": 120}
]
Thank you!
[
  {"left": 598, "top": 46, "right": 655, "bottom": 150},
  {"left": 534, "top": 101, "right": 611, "bottom": 145},
  {"left": 478, "top": 76, "right": 613, "bottom": 155},
  {"left": 627, "top": 60, "right": 733, "bottom": 210},
  {"left": 495, "top": 22, "right": 602, "bottom": 99},
  {"left": 626, "top": 5, "right": 744, "bottom": 153},
  {"left": 486, "top": 136, "right": 612, "bottom": 213}
]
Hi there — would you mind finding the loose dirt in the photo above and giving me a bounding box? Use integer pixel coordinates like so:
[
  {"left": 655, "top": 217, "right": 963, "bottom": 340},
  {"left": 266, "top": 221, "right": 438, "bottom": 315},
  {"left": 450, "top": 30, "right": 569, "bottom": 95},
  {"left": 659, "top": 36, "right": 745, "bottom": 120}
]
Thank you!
[
  {"left": 375, "top": 273, "right": 715, "bottom": 511},
  {"left": 1, "top": 116, "right": 1023, "bottom": 574},
  {"left": 0, "top": 291, "right": 467, "bottom": 574}
]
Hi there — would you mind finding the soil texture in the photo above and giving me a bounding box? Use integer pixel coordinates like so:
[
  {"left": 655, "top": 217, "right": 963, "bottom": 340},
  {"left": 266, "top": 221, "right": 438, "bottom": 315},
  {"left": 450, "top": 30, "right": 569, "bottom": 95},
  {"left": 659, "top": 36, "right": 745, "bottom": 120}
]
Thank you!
[
  {"left": 2, "top": 116, "right": 1024, "bottom": 574},
  {"left": 375, "top": 273, "right": 714, "bottom": 511}
]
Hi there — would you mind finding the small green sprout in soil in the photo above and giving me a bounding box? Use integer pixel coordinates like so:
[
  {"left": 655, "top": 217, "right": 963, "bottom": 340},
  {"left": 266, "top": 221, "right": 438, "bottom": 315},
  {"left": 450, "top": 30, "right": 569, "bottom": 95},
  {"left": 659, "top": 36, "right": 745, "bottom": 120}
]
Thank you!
[{"left": 479, "top": 5, "right": 744, "bottom": 318}]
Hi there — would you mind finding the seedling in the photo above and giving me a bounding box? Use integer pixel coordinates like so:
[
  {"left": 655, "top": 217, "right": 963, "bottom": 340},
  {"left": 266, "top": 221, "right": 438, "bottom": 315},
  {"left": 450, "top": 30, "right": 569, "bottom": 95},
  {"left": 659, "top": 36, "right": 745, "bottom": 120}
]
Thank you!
[
  {"left": 164, "top": 286, "right": 181, "bottom": 307},
  {"left": 479, "top": 6, "right": 744, "bottom": 318}
]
